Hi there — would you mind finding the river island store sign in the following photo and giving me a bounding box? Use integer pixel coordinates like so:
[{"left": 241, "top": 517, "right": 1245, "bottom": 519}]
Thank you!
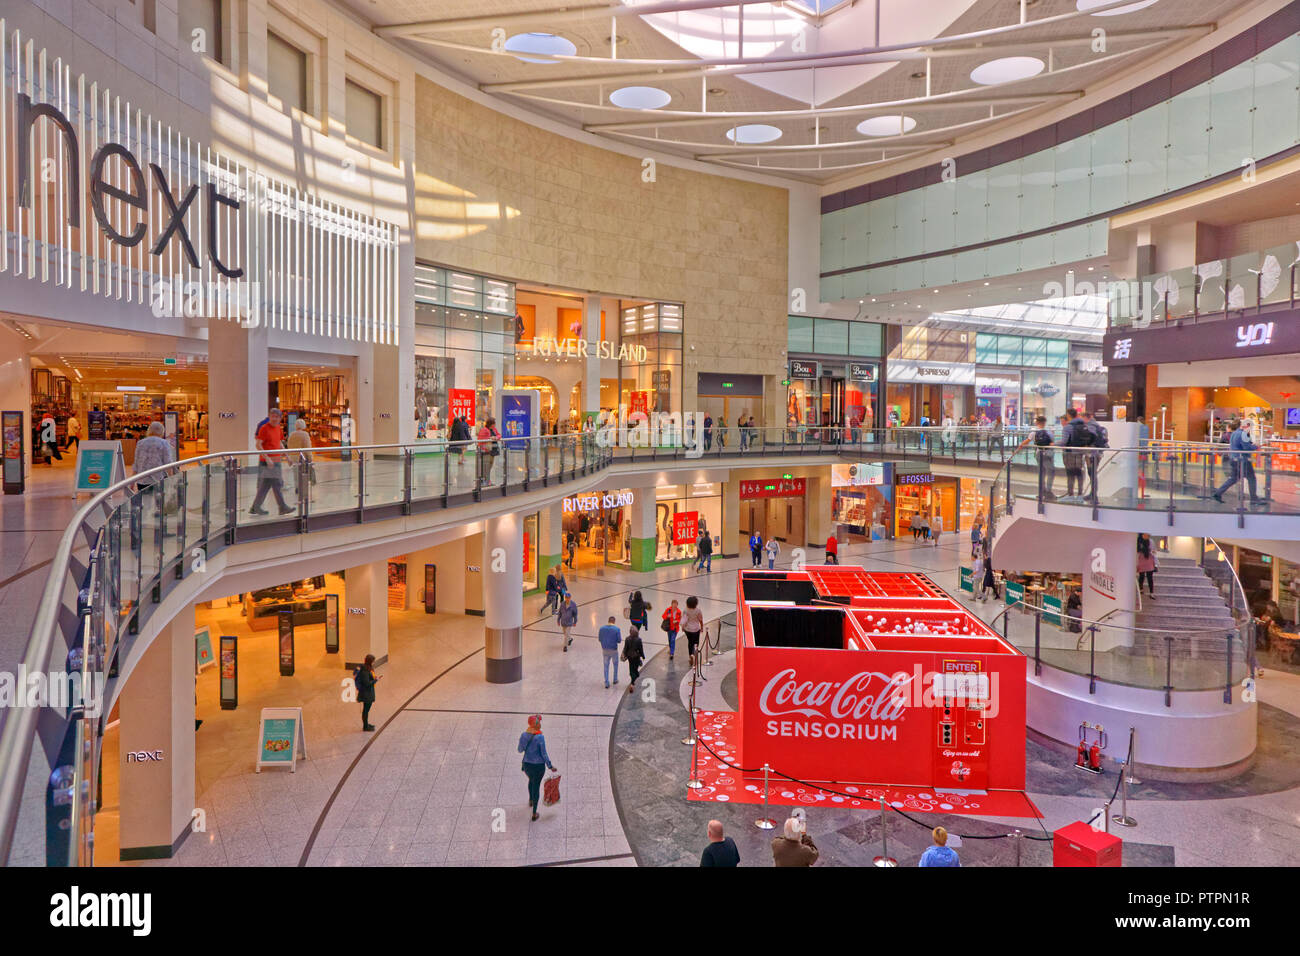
[{"left": 0, "top": 23, "right": 399, "bottom": 341}]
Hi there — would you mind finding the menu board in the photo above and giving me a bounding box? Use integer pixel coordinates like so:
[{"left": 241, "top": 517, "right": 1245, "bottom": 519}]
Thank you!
[
  {"left": 388, "top": 559, "right": 407, "bottom": 609},
  {"left": 278, "top": 613, "right": 295, "bottom": 676},
  {"left": 219, "top": 636, "right": 238, "bottom": 709},
  {"left": 2, "top": 410, "right": 23, "bottom": 494},
  {"left": 87, "top": 410, "right": 107, "bottom": 441},
  {"left": 424, "top": 565, "right": 437, "bottom": 614},
  {"left": 73, "top": 442, "right": 124, "bottom": 495},
  {"left": 959, "top": 567, "right": 974, "bottom": 593},
  {"left": 324, "top": 593, "right": 340, "bottom": 653},
  {"left": 195, "top": 627, "right": 215, "bottom": 673},
  {"left": 256, "top": 707, "right": 307, "bottom": 772}
]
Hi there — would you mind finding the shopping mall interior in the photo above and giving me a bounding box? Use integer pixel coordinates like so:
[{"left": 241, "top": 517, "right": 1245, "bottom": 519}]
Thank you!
[{"left": 2, "top": 0, "right": 1300, "bottom": 907}]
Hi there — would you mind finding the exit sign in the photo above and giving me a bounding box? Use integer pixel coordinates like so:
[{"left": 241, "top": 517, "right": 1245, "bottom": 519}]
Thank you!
[
  {"left": 721, "top": 382, "right": 733, "bottom": 388},
  {"left": 163, "top": 357, "right": 177, "bottom": 365}
]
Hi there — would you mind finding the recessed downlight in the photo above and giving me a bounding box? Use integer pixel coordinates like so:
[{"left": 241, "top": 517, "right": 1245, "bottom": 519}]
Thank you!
[
  {"left": 970, "top": 56, "right": 1045, "bottom": 86},
  {"left": 857, "top": 115, "right": 917, "bottom": 137},
  {"left": 726, "top": 124, "right": 782, "bottom": 144},
  {"left": 504, "top": 33, "right": 577, "bottom": 64},
  {"left": 610, "top": 86, "right": 671, "bottom": 109},
  {"left": 1077, "top": 0, "right": 1159, "bottom": 14}
]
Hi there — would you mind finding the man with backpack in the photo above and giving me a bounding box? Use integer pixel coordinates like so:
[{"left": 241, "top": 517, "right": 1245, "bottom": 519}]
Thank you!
[
  {"left": 1081, "top": 411, "right": 1108, "bottom": 498},
  {"left": 1061, "top": 408, "right": 1093, "bottom": 499}
]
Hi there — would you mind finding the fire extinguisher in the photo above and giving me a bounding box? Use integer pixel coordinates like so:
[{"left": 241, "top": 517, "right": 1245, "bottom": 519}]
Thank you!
[
  {"left": 1077, "top": 740, "right": 1088, "bottom": 767},
  {"left": 1089, "top": 741, "right": 1102, "bottom": 772}
]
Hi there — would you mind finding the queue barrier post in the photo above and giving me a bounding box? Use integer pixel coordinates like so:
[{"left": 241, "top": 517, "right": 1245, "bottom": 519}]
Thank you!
[
  {"left": 1013, "top": 828, "right": 1022, "bottom": 867},
  {"left": 754, "top": 764, "right": 776, "bottom": 831},
  {"left": 873, "top": 796, "right": 897, "bottom": 867},
  {"left": 702, "top": 622, "right": 716, "bottom": 667},
  {"left": 681, "top": 669, "right": 699, "bottom": 746},
  {"left": 1112, "top": 761, "right": 1138, "bottom": 828}
]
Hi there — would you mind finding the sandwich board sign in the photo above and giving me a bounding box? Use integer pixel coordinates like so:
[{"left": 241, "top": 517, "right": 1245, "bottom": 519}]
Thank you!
[{"left": 256, "top": 707, "right": 307, "bottom": 772}]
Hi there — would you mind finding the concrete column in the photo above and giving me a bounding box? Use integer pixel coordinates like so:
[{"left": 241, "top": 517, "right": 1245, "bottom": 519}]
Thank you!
[
  {"left": 0, "top": 327, "right": 32, "bottom": 467},
  {"left": 207, "top": 318, "right": 268, "bottom": 453},
  {"left": 118, "top": 606, "right": 196, "bottom": 860},
  {"left": 484, "top": 513, "right": 525, "bottom": 682},
  {"left": 626, "top": 485, "right": 658, "bottom": 571},
  {"left": 723, "top": 476, "right": 741, "bottom": 558},
  {"left": 805, "top": 474, "right": 833, "bottom": 549},
  {"left": 343, "top": 561, "right": 389, "bottom": 668},
  {"left": 537, "top": 500, "right": 564, "bottom": 582},
  {"left": 582, "top": 297, "right": 602, "bottom": 421},
  {"left": 1082, "top": 530, "right": 1138, "bottom": 652},
  {"left": 465, "top": 531, "right": 485, "bottom": 616}
]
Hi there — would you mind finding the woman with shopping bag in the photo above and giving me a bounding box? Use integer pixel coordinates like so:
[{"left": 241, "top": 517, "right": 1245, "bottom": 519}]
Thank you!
[{"left": 518, "top": 714, "right": 558, "bottom": 821}]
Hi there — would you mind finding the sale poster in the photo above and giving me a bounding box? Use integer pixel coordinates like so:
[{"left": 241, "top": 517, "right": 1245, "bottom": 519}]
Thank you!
[
  {"left": 671, "top": 510, "right": 699, "bottom": 546},
  {"left": 448, "top": 389, "right": 476, "bottom": 431},
  {"left": 630, "top": 391, "right": 650, "bottom": 417}
]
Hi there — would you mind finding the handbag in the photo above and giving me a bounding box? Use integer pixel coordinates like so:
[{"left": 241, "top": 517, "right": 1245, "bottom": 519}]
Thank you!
[
  {"left": 660, "top": 617, "right": 672, "bottom": 632},
  {"left": 543, "top": 772, "right": 561, "bottom": 807}
]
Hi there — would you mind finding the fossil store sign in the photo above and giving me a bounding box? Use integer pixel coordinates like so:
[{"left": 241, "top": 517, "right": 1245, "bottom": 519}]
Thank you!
[{"left": 0, "top": 22, "right": 399, "bottom": 341}]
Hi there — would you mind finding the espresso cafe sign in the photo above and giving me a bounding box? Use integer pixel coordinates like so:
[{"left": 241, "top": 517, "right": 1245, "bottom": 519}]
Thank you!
[{"left": 0, "top": 23, "right": 399, "bottom": 341}]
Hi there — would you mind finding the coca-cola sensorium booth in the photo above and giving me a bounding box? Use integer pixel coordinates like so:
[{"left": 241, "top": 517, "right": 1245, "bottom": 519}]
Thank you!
[{"left": 735, "top": 567, "right": 1026, "bottom": 793}]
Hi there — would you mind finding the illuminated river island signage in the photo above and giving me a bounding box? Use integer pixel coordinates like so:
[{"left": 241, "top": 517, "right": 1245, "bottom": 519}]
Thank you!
[{"left": 0, "top": 24, "right": 399, "bottom": 340}]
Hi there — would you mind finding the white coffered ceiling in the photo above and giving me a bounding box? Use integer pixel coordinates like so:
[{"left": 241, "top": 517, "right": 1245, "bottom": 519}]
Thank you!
[{"left": 338, "top": 0, "right": 1256, "bottom": 183}]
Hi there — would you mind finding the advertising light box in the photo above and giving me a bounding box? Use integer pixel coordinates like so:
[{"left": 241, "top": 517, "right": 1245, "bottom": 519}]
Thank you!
[{"left": 734, "top": 568, "right": 1026, "bottom": 793}]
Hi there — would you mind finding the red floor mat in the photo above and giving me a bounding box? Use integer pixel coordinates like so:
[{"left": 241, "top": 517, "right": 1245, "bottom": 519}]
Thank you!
[{"left": 686, "top": 710, "right": 1042, "bottom": 819}]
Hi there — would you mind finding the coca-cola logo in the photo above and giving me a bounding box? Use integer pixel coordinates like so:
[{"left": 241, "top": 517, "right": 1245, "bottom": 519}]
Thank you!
[{"left": 758, "top": 668, "right": 912, "bottom": 722}]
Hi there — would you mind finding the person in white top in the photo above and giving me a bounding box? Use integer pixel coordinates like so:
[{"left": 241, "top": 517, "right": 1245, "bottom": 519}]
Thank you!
[
  {"left": 765, "top": 537, "right": 781, "bottom": 570},
  {"left": 65, "top": 413, "right": 81, "bottom": 452},
  {"left": 930, "top": 512, "right": 943, "bottom": 547},
  {"left": 286, "top": 418, "right": 315, "bottom": 489}
]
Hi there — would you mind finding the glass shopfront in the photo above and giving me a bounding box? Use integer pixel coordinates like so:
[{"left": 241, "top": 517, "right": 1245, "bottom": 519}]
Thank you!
[
  {"left": 893, "top": 470, "right": 961, "bottom": 537},
  {"left": 654, "top": 483, "right": 723, "bottom": 565},
  {"left": 562, "top": 488, "right": 635, "bottom": 569},
  {"left": 414, "top": 265, "right": 517, "bottom": 440},
  {"left": 787, "top": 317, "right": 884, "bottom": 436},
  {"left": 831, "top": 462, "right": 892, "bottom": 540},
  {"left": 523, "top": 513, "right": 539, "bottom": 592},
  {"left": 974, "top": 333, "right": 1072, "bottom": 427},
  {"left": 620, "top": 302, "right": 683, "bottom": 417}
]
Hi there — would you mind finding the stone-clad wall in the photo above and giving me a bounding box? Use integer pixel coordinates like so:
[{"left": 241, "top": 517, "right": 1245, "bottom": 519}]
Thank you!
[{"left": 413, "top": 76, "right": 789, "bottom": 412}]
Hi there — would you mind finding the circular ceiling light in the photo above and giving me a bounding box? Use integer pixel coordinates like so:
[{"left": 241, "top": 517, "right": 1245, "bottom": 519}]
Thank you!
[
  {"left": 609, "top": 86, "right": 671, "bottom": 109},
  {"left": 504, "top": 33, "right": 577, "bottom": 64},
  {"left": 726, "top": 124, "right": 782, "bottom": 144},
  {"left": 970, "top": 56, "right": 1045, "bottom": 86},
  {"left": 857, "top": 115, "right": 917, "bottom": 137},
  {"left": 1077, "top": 0, "right": 1159, "bottom": 14}
]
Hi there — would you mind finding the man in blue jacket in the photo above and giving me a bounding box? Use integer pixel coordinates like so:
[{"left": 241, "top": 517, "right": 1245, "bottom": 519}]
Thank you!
[
  {"left": 598, "top": 615, "right": 623, "bottom": 688},
  {"left": 1212, "top": 420, "right": 1263, "bottom": 506},
  {"left": 918, "top": 827, "right": 960, "bottom": 867},
  {"left": 749, "top": 531, "right": 763, "bottom": 568}
]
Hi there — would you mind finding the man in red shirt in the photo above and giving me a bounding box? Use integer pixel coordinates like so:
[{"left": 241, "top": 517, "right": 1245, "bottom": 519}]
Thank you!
[
  {"left": 825, "top": 533, "right": 839, "bottom": 565},
  {"left": 250, "top": 408, "right": 294, "bottom": 516}
]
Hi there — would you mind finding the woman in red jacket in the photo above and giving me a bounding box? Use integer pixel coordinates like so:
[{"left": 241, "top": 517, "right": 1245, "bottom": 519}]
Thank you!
[
  {"left": 825, "top": 534, "right": 839, "bottom": 565},
  {"left": 661, "top": 599, "right": 682, "bottom": 661}
]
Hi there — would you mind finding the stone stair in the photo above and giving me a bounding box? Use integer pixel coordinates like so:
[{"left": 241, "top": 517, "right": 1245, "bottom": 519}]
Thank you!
[{"left": 1127, "top": 555, "right": 1245, "bottom": 660}]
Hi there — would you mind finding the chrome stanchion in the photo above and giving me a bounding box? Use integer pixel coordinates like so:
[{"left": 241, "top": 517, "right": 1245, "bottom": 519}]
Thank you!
[
  {"left": 681, "top": 669, "right": 699, "bottom": 745},
  {"left": 1124, "top": 726, "right": 1142, "bottom": 785},
  {"left": 1013, "top": 828, "right": 1022, "bottom": 867},
  {"left": 1103, "top": 801, "right": 1112, "bottom": 834},
  {"left": 873, "top": 796, "right": 897, "bottom": 867},
  {"left": 1111, "top": 761, "right": 1137, "bottom": 828},
  {"left": 754, "top": 764, "right": 776, "bottom": 830},
  {"left": 685, "top": 710, "right": 704, "bottom": 790},
  {"left": 702, "top": 623, "right": 716, "bottom": 666}
]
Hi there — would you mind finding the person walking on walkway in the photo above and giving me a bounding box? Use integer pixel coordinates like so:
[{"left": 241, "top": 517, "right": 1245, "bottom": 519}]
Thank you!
[
  {"left": 662, "top": 599, "right": 682, "bottom": 661},
  {"left": 972, "top": 550, "right": 987, "bottom": 603},
  {"left": 250, "top": 408, "right": 294, "bottom": 516},
  {"left": 354, "top": 654, "right": 380, "bottom": 731},
  {"left": 696, "top": 531, "right": 713, "bottom": 572},
  {"left": 1212, "top": 419, "right": 1263, "bottom": 506},
  {"left": 557, "top": 593, "right": 578, "bottom": 651},
  {"left": 919, "top": 827, "right": 960, "bottom": 867},
  {"left": 765, "top": 536, "right": 781, "bottom": 569},
  {"left": 929, "top": 511, "right": 943, "bottom": 548},
  {"left": 65, "top": 412, "right": 81, "bottom": 453},
  {"left": 909, "top": 512, "right": 920, "bottom": 540},
  {"left": 682, "top": 596, "right": 705, "bottom": 669},
  {"left": 287, "top": 417, "right": 315, "bottom": 494},
  {"left": 825, "top": 533, "right": 839, "bottom": 564},
  {"left": 772, "top": 816, "right": 820, "bottom": 867},
  {"left": 628, "top": 590, "right": 650, "bottom": 631},
  {"left": 1136, "top": 533, "right": 1158, "bottom": 597},
  {"left": 749, "top": 531, "right": 763, "bottom": 568},
  {"left": 979, "top": 548, "right": 997, "bottom": 602},
  {"left": 700, "top": 820, "right": 740, "bottom": 867},
  {"left": 622, "top": 625, "right": 645, "bottom": 694},
  {"left": 476, "top": 416, "right": 500, "bottom": 485},
  {"left": 38, "top": 409, "right": 63, "bottom": 464},
  {"left": 1061, "top": 408, "right": 1092, "bottom": 499},
  {"left": 518, "top": 715, "right": 557, "bottom": 822},
  {"left": 917, "top": 513, "right": 930, "bottom": 541},
  {"left": 542, "top": 566, "right": 562, "bottom": 616},
  {"left": 598, "top": 616, "right": 623, "bottom": 688}
]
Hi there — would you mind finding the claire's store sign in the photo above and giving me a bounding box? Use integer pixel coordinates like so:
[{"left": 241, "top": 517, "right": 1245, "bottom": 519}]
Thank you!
[{"left": 0, "top": 23, "right": 399, "bottom": 340}]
